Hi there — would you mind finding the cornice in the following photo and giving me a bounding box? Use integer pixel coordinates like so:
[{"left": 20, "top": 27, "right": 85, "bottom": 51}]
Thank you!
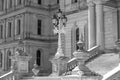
[{"left": 87, "top": 0, "right": 110, "bottom": 4}]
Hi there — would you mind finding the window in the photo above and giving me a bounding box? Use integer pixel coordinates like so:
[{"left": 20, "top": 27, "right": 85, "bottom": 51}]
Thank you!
[
  {"left": 0, "top": 52, "right": 2, "bottom": 68},
  {"left": 37, "top": 20, "right": 42, "bottom": 35},
  {"left": 17, "top": 0, "right": 22, "bottom": 5},
  {"left": 38, "top": 0, "right": 41, "bottom": 5},
  {"left": 1, "top": 0, "right": 4, "bottom": 10},
  {"left": 7, "top": 51, "right": 11, "bottom": 69},
  {"left": 8, "top": 22, "right": 12, "bottom": 37},
  {"left": 76, "top": 28, "right": 79, "bottom": 50},
  {"left": 57, "top": 0, "right": 59, "bottom": 4},
  {"left": 0, "top": 25, "right": 3, "bottom": 39},
  {"left": 9, "top": 0, "right": 12, "bottom": 8},
  {"left": 36, "top": 50, "right": 41, "bottom": 66},
  {"left": 17, "top": 19, "right": 21, "bottom": 35},
  {"left": 72, "top": 0, "right": 78, "bottom": 3}
]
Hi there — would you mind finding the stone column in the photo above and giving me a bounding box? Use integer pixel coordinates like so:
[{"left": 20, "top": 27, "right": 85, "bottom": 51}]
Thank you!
[
  {"left": 95, "top": 0, "right": 105, "bottom": 49},
  {"left": 87, "top": 0, "right": 96, "bottom": 49}
]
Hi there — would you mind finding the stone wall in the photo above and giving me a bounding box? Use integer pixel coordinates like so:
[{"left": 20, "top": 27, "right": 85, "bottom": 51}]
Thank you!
[
  {"left": 65, "top": 10, "right": 88, "bottom": 58},
  {"left": 104, "top": 6, "right": 118, "bottom": 49}
]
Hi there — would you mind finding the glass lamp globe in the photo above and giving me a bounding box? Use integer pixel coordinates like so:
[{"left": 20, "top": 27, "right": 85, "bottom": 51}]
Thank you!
[
  {"left": 57, "top": 9, "right": 62, "bottom": 18},
  {"left": 62, "top": 15, "right": 67, "bottom": 25},
  {"left": 52, "top": 15, "right": 57, "bottom": 25}
]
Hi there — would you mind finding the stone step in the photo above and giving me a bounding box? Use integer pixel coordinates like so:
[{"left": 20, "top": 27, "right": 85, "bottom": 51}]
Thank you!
[{"left": 20, "top": 76, "right": 81, "bottom": 80}]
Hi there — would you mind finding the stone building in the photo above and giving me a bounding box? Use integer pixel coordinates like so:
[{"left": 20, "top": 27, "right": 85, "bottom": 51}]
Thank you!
[
  {"left": 60, "top": 0, "right": 120, "bottom": 79},
  {"left": 61, "top": 0, "right": 119, "bottom": 57},
  {"left": 0, "top": 0, "right": 120, "bottom": 80},
  {"left": 0, "top": 0, "right": 59, "bottom": 76}
]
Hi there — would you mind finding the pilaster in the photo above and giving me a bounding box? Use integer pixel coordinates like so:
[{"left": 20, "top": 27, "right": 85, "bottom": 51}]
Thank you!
[
  {"left": 95, "top": 0, "right": 105, "bottom": 49},
  {"left": 87, "top": 0, "right": 96, "bottom": 49}
]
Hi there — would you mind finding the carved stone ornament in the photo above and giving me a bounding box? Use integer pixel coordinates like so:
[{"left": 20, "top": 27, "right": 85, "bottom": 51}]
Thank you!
[{"left": 32, "top": 64, "right": 39, "bottom": 76}]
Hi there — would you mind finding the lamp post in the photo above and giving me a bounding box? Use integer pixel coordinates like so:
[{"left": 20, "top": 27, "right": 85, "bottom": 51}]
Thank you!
[{"left": 52, "top": 9, "right": 67, "bottom": 59}]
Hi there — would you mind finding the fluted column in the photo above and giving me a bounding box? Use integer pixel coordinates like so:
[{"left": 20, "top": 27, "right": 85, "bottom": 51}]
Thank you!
[
  {"left": 95, "top": 0, "right": 105, "bottom": 49},
  {"left": 87, "top": 0, "right": 96, "bottom": 49}
]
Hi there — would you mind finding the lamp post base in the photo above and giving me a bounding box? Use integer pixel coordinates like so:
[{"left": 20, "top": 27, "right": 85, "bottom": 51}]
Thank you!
[{"left": 55, "top": 48, "right": 64, "bottom": 59}]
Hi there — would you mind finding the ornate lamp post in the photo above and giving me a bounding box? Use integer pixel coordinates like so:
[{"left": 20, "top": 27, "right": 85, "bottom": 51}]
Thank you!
[
  {"left": 49, "top": 9, "right": 69, "bottom": 76},
  {"left": 52, "top": 9, "right": 67, "bottom": 59}
]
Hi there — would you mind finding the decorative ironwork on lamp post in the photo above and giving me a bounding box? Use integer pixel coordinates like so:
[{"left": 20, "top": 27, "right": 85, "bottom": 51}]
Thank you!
[{"left": 52, "top": 9, "right": 67, "bottom": 59}]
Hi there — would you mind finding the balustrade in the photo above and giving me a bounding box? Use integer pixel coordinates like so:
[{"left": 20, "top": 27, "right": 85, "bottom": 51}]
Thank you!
[
  {"left": 85, "top": 46, "right": 101, "bottom": 64},
  {"left": 64, "top": 45, "right": 100, "bottom": 75},
  {"left": 65, "top": 0, "right": 87, "bottom": 12}
]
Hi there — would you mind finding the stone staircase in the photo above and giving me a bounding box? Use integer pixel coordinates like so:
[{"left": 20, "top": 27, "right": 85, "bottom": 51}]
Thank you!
[{"left": 0, "top": 46, "right": 103, "bottom": 80}]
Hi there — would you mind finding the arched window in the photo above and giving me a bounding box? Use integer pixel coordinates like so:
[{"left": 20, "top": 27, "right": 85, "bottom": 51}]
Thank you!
[
  {"left": 7, "top": 51, "right": 11, "bottom": 69},
  {"left": 76, "top": 28, "right": 79, "bottom": 50},
  {"left": 0, "top": 52, "right": 2, "bottom": 68},
  {"left": 36, "top": 50, "right": 41, "bottom": 66}
]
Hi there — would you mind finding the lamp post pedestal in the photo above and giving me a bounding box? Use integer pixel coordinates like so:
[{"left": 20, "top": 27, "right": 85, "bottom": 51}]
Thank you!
[{"left": 50, "top": 56, "right": 69, "bottom": 76}]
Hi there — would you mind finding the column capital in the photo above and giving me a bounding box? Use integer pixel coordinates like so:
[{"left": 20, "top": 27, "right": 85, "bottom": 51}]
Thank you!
[{"left": 87, "top": 1, "right": 95, "bottom": 7}]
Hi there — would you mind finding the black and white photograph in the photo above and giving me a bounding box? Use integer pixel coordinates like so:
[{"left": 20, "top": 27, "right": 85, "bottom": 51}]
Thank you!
[{"left": 0, "top": 0, "right": 120, "bottom": 80}]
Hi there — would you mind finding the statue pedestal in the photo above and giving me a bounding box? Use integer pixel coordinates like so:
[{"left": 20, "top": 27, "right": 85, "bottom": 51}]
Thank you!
[
  {"left": 10, "top": 49, "right": 32, "bottom": 74},
  {"left": 50, "top": 56, "right": 69, "bottom": 76},
  {"left": 17, "top": 56, "right": 31, "bottom": 73}
]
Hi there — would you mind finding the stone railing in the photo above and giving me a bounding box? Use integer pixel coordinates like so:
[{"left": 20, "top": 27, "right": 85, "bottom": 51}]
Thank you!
[
  {"left": 65, "top": 0, "right": 87, "bottom": 12},
  {"left": 65, "top": 3, "right": 79, "bottom": 12},
  {"left": 0, "top": 71, "right": 16, "bottom": 80},
  {"left": 85, "top": 46, "right": 100, "bottom": 64},
  {"left": 63, "top": 58, "right": 78, "bottom": 75},
  {"left": 62, "top": 46, "right": 100, "bottom": 75}
]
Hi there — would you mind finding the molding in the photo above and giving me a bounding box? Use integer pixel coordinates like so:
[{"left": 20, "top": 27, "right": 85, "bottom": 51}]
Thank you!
[{"left": 104, "top": 5, "right": 117, "bottom": 12}]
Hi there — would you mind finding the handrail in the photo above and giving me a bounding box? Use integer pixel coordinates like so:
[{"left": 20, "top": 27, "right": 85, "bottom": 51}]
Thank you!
[
  {"left": 67, "top": 58, "right": 78, "bottom": 71},
  {"left": 0, "top": 71, "right": 13, "bottom": 78},
  {"left": 85, "top": 46, "right": 100, "bottom": 64},
  {"left": 0, "top": 70, "right": 15, "bottom": 80},
  {"left": 63, "top": 58, "right": 78, "bottom": 75},
  {"left": 63, "top": 46, "right": 100, "bottom": 75},
  {"left": 87, "top": 46, "right": 99, "bottom": 52}
]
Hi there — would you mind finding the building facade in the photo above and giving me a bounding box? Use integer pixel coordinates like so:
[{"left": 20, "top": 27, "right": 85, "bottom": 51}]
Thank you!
[
  {"left": 0, "top": 0, "right": 120, "bottom": 80},
  {"left": 60, "top": 0, "right": 120, "bottom": 58},
  {"left": 0, "top": 0, "right": 59, "bottom": 76}
]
